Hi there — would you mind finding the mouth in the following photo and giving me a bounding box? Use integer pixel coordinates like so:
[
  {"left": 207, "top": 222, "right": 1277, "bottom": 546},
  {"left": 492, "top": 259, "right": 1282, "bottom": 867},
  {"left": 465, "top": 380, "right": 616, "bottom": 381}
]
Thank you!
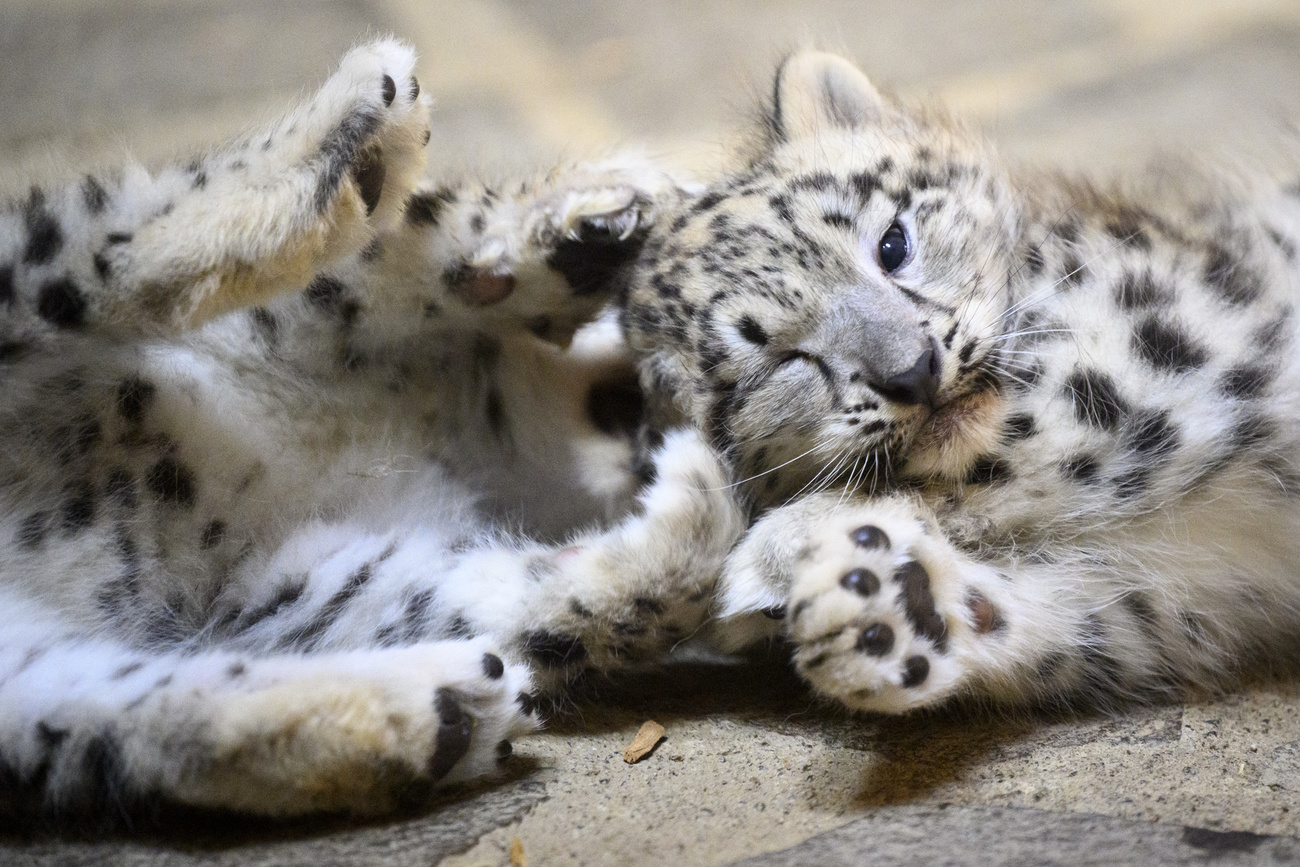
[{"left": 902, "top": 386, "right": 1007, "bottom": 480}]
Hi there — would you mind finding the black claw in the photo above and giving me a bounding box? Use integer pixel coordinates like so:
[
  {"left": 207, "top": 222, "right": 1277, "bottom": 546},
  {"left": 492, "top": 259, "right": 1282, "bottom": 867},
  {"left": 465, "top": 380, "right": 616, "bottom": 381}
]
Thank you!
[
  {"left": 840, "top": 568, "right": 881, "bottom": 597},
  {"left": 409, "top": 76, "right": 421, "bottom": 100},
  {"left": 496, "top": 739, "right": 513, "bottom": 764},
  {"left": 849, "top": 524, "right": 890, "bottom": 549},
  {"left": 857, "top": 622, "right": 895, "bottom": 656},
  {"left": 351, "top": 144, "right": 386, "bottom": 216},
  {"left": 901, "top": 655, "right": 930, "bottom": 688},
  {"left": 482, "top": 652, "right": 505, "bottom": 680},
  {"left": 429, "top": 688, "right": 474, "bottom": 781},
  {"left": 381, "top": 74, "right": 397, "bottom": 106}
]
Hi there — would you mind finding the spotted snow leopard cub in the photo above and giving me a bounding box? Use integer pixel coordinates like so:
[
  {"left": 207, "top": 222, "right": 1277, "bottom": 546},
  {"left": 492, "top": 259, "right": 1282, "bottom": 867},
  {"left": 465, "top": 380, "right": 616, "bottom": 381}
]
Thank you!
[
  {"left": 626, "top": 51, "right": 1300, "bottom": 715},
  {"left": 0, "top": 39, "right": 748, "bottom": 824}
]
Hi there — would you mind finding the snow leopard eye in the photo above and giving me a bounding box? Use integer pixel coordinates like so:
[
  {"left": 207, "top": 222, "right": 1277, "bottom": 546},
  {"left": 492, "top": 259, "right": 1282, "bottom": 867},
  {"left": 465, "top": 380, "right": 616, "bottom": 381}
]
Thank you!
[{"left": 878, "top": 221, "right": 910, "bottom": 273}]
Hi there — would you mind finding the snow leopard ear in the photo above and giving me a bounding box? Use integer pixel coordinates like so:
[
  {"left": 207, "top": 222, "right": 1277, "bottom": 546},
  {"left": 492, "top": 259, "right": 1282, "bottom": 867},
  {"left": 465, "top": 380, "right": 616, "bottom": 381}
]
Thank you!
[{"left": 769, "top": 51, "right": 886, "bottom": 141}]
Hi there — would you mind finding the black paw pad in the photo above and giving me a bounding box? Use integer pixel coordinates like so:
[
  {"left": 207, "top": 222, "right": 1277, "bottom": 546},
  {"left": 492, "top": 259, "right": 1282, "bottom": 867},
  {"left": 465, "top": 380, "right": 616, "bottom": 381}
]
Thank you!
[
  {"left": 840, "top": 568, "right": 880, "bottom": 597},
  {"left": 849, "top": 525, "right": 890, "bottom": 549},
  {"left": 496, "top": 739, "right": 513, "bottom": 764},
  {"left": 429, "top": 688, "right": 474, "bottom": 781},
  {"left": 857, "top": 622, "right": 895, "bottom": 656},
  {"left": 482, "top": 653, "right": 505, "bottom": 680},
  {"left": 895, "top": 561, "right": 948, "bottom": 650},
  {"left": 351, "top": 144, "right": 386, "bottom": 215},
  {"left": 409, "top": 76, "right": 421, "bottom": 100},
  {"left": 901, "top": 655, "right": 930, "bottom": 688},
  {"left": 381, "top": 74, "right": 397, "bottom": 107},
  {"left": 517, "top": 691, "right": 540, "bottom": 716}
]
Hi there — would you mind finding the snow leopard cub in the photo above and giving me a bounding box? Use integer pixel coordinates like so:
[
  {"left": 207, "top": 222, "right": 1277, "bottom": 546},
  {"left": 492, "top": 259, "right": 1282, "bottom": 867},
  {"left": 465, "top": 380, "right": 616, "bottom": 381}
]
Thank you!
[
  {"left": 0, "top": 40, "right": 746, "bottom": 825},
  {"left": 624, "top": 52, "right": 1300, "bottom": 715}
]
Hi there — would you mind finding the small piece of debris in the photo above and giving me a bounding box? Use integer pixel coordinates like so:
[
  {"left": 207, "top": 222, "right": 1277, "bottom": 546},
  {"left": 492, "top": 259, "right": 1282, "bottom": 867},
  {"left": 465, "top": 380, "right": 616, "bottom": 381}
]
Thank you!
[
  {"left": 508, "top": 836, "right": 526, "bottom": 866},
  {"left": 623, "top": 720, "right": 666, "bottom": 763}
]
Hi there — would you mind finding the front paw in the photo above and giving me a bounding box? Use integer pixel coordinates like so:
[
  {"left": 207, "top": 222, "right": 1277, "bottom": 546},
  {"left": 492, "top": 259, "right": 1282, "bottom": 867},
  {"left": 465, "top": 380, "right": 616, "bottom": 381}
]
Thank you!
[{"left": 785, "top": 501, "right": 983, "bottom": 712}]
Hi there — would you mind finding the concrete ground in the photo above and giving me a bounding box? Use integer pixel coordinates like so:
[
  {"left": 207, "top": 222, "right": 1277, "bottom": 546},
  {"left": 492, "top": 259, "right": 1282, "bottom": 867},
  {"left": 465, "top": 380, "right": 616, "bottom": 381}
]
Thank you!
[{"left": 5, "top": 0, "right": 1300, "bottom": 864}]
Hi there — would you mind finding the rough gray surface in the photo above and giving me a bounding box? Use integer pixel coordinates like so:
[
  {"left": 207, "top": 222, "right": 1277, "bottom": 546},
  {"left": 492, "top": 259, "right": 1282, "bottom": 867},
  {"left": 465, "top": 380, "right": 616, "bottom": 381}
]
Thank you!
[
  {"left": 6, "top": 1, "right": 1300, "bottom": 864},
  {"left": 728, "top": 804, "right": 1298, "bottom": 867}
]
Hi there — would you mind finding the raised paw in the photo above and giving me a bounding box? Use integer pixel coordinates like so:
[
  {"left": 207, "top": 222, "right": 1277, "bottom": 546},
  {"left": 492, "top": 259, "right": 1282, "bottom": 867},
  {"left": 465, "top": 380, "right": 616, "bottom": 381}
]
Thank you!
[
  {"left": 100, "top": 39, "right": 432, "bottom": 329},
  {"left": 400, "top": 154, "right": 688, "bottom": 345},
  {"left": 781, "top": 500, "right": 1003, "bottom": 713}
]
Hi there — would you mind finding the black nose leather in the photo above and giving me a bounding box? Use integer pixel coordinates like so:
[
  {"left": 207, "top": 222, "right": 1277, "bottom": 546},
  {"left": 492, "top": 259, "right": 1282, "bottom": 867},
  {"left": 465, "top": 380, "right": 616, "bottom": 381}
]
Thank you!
[{"left": 874, "top": 348, "right": 940, "bottom": 409}]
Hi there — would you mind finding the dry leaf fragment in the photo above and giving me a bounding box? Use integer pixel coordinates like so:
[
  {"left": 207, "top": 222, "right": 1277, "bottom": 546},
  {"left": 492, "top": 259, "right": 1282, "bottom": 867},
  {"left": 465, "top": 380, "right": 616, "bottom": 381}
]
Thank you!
[
  {"left": 508, "top": 836, "right": 526, "bottom": 866},
  {"left": 622, "top": 720, "right": 666, "bottom": 763}
]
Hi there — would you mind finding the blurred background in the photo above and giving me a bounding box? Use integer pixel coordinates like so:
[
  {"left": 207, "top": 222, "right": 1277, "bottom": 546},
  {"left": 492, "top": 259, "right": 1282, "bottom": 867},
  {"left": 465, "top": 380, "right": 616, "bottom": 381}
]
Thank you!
[{"left": 4, "top": 0, "right": 1300, "bottom": 188}]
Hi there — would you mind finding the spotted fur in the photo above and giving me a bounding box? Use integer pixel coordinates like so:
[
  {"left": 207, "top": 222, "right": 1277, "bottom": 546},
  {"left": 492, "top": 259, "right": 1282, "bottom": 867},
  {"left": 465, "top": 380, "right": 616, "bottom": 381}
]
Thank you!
[
  {"left": 0, "top": 40, "right": 746, "bottom": 826},
  {"left": 623, "top": 51, "right": 1300, "bottom": 714}
]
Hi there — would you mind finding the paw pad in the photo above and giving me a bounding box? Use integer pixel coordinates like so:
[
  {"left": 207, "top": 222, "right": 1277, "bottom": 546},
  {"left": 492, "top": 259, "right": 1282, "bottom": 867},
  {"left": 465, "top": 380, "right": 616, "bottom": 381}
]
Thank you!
[
  {"left": 840, "top": 567, "right": 881, "bottom": 597},
  {"left": 966, "top": 589, "right": 1004, "bottom": 634},
  {"left": 482, "top": 653, "right": 505, "bottom": 680},
  {"left": 901, "top": 655, "right": 930, "bottom": 688},
  {"left": 849, "top": 524, "right": 890, "bottom": 549},
  {"left": 381, "top": 74, "right": 397, "bottom": 106},
  {"left": 429, "top": 688, "right": 474, "bottom": 781},
  {"left": 857, "top": 622, "right": 895, "bottom": 656},
  {"left": 895, "top": 561, "right": 948, "bottom": 650}
]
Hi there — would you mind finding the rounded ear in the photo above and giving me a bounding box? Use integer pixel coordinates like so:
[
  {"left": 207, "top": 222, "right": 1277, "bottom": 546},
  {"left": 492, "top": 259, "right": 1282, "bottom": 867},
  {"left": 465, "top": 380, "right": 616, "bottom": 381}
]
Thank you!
[{"left": 770, "top": 51, "right": 886, "bottom": 141}]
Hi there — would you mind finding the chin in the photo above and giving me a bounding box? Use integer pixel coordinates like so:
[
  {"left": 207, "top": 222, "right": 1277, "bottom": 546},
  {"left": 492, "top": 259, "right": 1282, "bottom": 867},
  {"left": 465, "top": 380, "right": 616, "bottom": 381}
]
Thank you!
[{"left": 899, "top": 389, "right": 1008, "bottom": 481}]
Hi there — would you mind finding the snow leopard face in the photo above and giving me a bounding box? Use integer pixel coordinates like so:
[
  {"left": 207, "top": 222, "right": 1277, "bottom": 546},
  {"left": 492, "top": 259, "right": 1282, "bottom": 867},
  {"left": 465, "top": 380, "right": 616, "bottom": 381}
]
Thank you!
[{"left": 622, "top": 53, "right": 1023, "bottom": 505}]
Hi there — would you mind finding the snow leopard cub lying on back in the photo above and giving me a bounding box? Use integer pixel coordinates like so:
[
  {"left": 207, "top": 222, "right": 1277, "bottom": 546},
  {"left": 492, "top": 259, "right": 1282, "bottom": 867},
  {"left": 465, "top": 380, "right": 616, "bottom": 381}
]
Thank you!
[
  {"left": 631, "top": 52, "right": 1300, "bottom": 717},
  {"left": 0, "top": 40, "right": 748, "bottom": 825}
]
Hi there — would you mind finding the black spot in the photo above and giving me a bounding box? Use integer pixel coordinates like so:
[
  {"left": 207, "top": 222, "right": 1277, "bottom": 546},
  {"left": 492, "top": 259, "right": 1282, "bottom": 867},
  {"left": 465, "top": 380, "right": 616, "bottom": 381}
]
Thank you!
[
  {"left": 36, "top": 277, "right": 87, "bottom": 328},
  {"left": 1127, "top": 409, "right": 1180, "bottom": 459},
  {"left": 761, "top": 605, "right": 786, "bottom": 620},
  {"left": 192, "top": 171, "right": 207, "bottom": 190},
  {"left": 22, "top": 193, "right": 63, "bottom": 265},
  {"left": 1003, "top": 413, "right": 1036, "bottom": 441},
  {"left": 895, "top": 561, "right": 947, "bottom": 650},
  {"left": 586, "top": 376, "right": 644, "bottom": 436},
  {"left": 822, "top": 212, "right": 853, "bottom": 230},
  {"left": 849, "top": 525, "right": 890, "bottom": 549},
  {"left": 1121, "top": 590, "right": 1159, "bottom": 635},
  {"left": 405, "top": 187, "right": 456, "bottom": 226},
  {"left": 736, "top": 315, "right": 770, "bottom": 347},
  {"left": 227, "top": 662, "right": 247, "bottom": 678},
  {"left": 1203, "top": 247, "right": 1263, "bottom": 306},
  {"left": 517, "top": 691, "right": 540, "bottom": 716},
  {"left": 1231, "top": 411, "right": 1273, "bottom": 452},
  {"left": 314, "top": 108, "right": 382, "bottom": 213},
  {"left": 145, "top": 457, "right": 198, "bottom": 508},
  {"left": 248, "top": 307, "right": 279, "bottom": 347},
  {"left": 199, "top": 520, "right": 226, "bottom": 550},
  {"left": 692, "top": 191, "right": 725, "bottom": 213},
  {"left": 469, "top": 213, "right": 485, "bottom": 234},
  {"left": 901, "top": 655, "right": 930, "bottom": 688},
  {"left": 82, "top": 176, "right": 108, "bottom": 213},
  {"left": 116, "top": 377, "right": 157, "bottom": 425},
  {"left": 1180, "top": 826, "right": 1267, "bottom": 854},
  {"left": 1133, "top": 317, "right": 1209, "bottom": 373},
  {"left": 235, "top": 580, "right": 305, "bottom": 631},
  {"left": 568, "top": 598, "right": 594, "bottom": 618},
  {"left": 857, "top": 623, "right": 894, "bottom": 656},
  {"left": 1079, "top": 615, "right": 1125, "bottom": 693},
  {"left": 964, "top": 456, "right": 1013, "bottom": 486},
  {"left": 1220, "top": 365, "right": 1273, "bottom": 400},
  {"left": 105, "top": 231, "right": 132, "bottom": 246},
  {"left": 482, "top": 653, "right": 505, "bottom": 680},
  {"left": 1064, "top": 368, "right": 1129, "bottom": 431},
  {"left": 105, "top": 468, "right": 137, "bottom": 509},
  {"left": 93, "top": 251, "right": 111, "bottom": 281},
  {"left": 522, "top": 631, "right": 587, "bottom": 668},
  {"left": 0, "top": 265, "right": 13, "bottom": 305},
  {"left": 484, "top": 386, "right": 507, "bottom": 438},
  {"left": 278, "top": 564, "right": 375, "bottom": 650},
  {"left": 445, "top": 614, "right": 475, "bottom": 639},
  {"left": 1114, "top": 466, "right": 1152, "bottom": 500},
  {"left": 381, "top": 74, "right": 397, "bottom": 106},
  {"left": 633, "top": 597, "right": 666, "bottom": 615},
  {"left": 840, "top": 568, "right": 880, "bottom": 597},
  {"left": 16, "top": 511, "right": 49, "bottom": 549},
  {"left": 1113, "top": 271, "right": 1170, "bottom": 310},
  {"left": 429, "top": 688, "right": 474, "bottom": 781},
  {"left": 60, "top": 485, "right": 95, "bottom": 532},
  {"left": 1062, "top": 454, "right": 1101, "bottom": 483}
]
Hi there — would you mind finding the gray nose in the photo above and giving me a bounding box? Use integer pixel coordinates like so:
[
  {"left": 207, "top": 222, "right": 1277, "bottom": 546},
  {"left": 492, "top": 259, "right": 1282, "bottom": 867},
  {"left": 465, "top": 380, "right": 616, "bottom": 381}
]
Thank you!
[{"left": 873, "top": 347, "right": 940, "bottom": 409}]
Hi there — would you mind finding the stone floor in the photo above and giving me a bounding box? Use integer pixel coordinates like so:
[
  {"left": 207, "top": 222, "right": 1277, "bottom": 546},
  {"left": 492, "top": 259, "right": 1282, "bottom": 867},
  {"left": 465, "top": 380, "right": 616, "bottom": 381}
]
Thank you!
[{"left": 6, "top": 0, "right": 1300, "bottom": 864}]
